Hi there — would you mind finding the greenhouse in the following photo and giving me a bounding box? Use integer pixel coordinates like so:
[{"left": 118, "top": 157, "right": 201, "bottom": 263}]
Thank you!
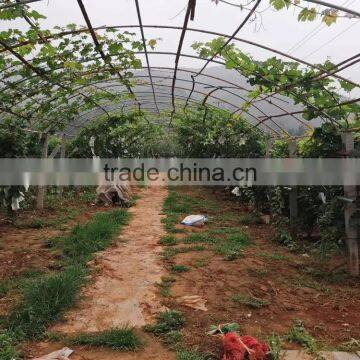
[{"left": 0, "top": 0, "right": 359, "bottom": 359}]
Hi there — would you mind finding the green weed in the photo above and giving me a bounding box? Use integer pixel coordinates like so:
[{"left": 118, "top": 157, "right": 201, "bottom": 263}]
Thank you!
[
  {"left": 247, "top": 268, "right": 269, "bottom": 277},
  {"left": 268, "top": 333, "right": 282, "bottom": 360},
  {"left": 144, "top": 310, "right": 185, "bottom": 335},
  {"left": 176, "top": 349, "right": 205, "bottom": 360},
  {"left": 238, "top": 212, "right": 262, "bottom": 225},
  {"left": 213, "top": 233, "right": 249, "bottom": 261},
  {"left": 182, "top": 233, "right": 215, "bottom": 244},
  {"left": 5, "top": 209, "right": 130, "bottom": 340},
  {"left": 157, "top": 276, "right": 176, "bottom": 297},
  {"left": 285, "top": 320, "right": 321, "bottom": 356},
  {"left": 171, "top": 265, "right": 190, "bottom": 273},
  {"left": 161, "top": 246, "right": 205, "bottom": 260},
  {"left": 61, "top": 209, "right": 130, "bottom": 264},
  {"left": 162, "top": 330, "right": 183, "bottom": 349},
  {"left": 8, "top": 266, "right": 86, "bottom": 339},
  {"left": 231, "top": 293, "right": 270, "bottom": 309},
  {"left": 0, "top": 280, "right": 11, "bottom": 298},
  {"left": 0, "top": 331, "right": 20, "bottom": 360},
  {"left": 70, "top": 327, "right": 141, "bottom": 351},
  {"left": 159, "top": 235, "right": 178, "bottom": 246},
  {"left": 259, "top": 252, "right": 287, "bottom": 261}
]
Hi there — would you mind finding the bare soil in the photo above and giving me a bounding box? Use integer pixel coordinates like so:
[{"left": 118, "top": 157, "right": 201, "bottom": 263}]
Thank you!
[
  {"left": 53, "top": 186, "right": 168, "bottom": 332},
  {"left": 1, "top": 186, "right": 359, "bottom": 360},
  {"left": 159, "top": 187, "right": 360, "bottom": 358}
]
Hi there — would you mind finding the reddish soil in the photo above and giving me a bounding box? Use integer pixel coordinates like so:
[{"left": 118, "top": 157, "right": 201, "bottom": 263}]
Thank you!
[
  {"left": 27, "top": 333, "right": 175, "bottom": 360},
  {"left": 1, "top": 186, "right": 359, "bottom": 360},
  {"left": 159, "top": 187, "right": 360, "bottom": 358}
]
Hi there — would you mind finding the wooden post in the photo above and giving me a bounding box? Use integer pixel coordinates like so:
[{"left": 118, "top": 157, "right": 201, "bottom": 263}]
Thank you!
[
  {"left": 265, "top": 138, "right": 273, "bottom": 158},
  {"left": 289, "top": 140, "right": 298, "bottom": 224},
  {"left": 265, "top": 139, "right": 273, "bottom": 217},
  {"left": 36, "top": 132, "right": 49, "bottom": 210},
  {"left": 59, "top": 134, "right": 66, "bottom": 196},
  {"left": 342, "top": 132, "right": 359, "bottom": 276}
]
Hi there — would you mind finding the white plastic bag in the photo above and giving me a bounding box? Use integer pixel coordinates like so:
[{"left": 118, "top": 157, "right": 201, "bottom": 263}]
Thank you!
[{"left": 181, "top": 215, "right": 208, "bottom": 227}]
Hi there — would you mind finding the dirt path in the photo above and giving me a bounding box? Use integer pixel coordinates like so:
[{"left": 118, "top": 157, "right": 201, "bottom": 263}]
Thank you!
[{"left": 54, "top": 186, "right": 168, "bottom": 333}]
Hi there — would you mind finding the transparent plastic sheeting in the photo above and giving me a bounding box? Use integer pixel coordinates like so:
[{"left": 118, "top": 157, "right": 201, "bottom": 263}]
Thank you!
[{"left": 0, "top": 158, "right": 359, "bottom": 186}]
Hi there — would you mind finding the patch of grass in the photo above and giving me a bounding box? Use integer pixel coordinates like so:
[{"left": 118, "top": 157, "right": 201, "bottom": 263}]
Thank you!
[
  {"left": 207, "top": 227, "right": 239, "bottom": 235},
  {"left": 247, "top": 268, "right": 269, "bottom": 277},
  {"left": 161, "top": 215, "right": 185, "bottom": 234},
  {"left": 159, "top": 235, "right": 178, "bottom": 246},
  {"left": 61, "top": 209, "right": 130, "bottom": 264},
  {"left": 238, "top": 212, "right": 262, "bottom": 225},
  {"left": 26, "top": 218, "right": 49, "bottom": 229},
  {"left": 163, "top": 191, "right": 192, "bottom": 215},
  {"left": 303, "top": 268, "right": 348, "bottom": 285},
  {"left": 19, "top": 208, "right": 81, "bottom": 230},
  {"left": 8, "top": 266, "right": 86, "bottom": 339},
  {"left": 144, "top": 310, "right": 185, "bottom": 335},
  {"left": 0, "top": 280, "right": 11, "bottom": 298},
  {"left": 157, "top": 276, "right": 176, "bottom": 297},
  {"left": 231, "top": 293, "right": 270, "bottom": 309},
  {"left": 182, "top": 233, "right": 215, "bottom": 244},
  {"left": 213, "top": 233, "right": 249, "bottom": 261},
  {"left": 0, "top": 331, "right": 20, "bottom": 360},
  {"left": 70, "top": 327, "right": 141, "bottom": 351},
  {"left": 193, "top": 258, "right": 209, "bottom": 268},
  {"left": 18, "top": 269, "right": 44, "bottom": 280},
  {"left": 293, "top": 276, "right": 329, "bottom": 293},
  {"left": 285, "top": 320, "right": 320, "bottom": 356},
  {"left": 161, "top": 246, "right": 205, "bottom": 260},
  {"left": 162, "top": 330, "right": 183, "bottom": 349},
  {"left": 259, "top": 252, "right": 287, "bottom": 261},
  {"left": 5, "top": 209, "right": 130, "bottom": 341},
  {"left": 268, "top": 333, "right": 282, "bottom": 360},
  {"left": 176, "top": 349, "right": 205, "bottom": 360},
  {"left": 171, "top": 264, "right": 190, "bottom": 273},
  {"left": 213, "top": 212, "right": 238, "bottom": 223}
]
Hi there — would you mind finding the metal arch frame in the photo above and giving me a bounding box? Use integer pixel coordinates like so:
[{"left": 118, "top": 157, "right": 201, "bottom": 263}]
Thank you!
[
  {"left": 19, "top": 70, "right": 296, "bottom": 134},
  {"left": 0, "top": 50, "right": 340, "bottom": 131},
  {"left": 1, "top": 26, "right": 357, "bottom": 127},
  {"left": 171, "top": 0, "right": 196, "bottom": 118},
  {"left": 2, "top": 0, "right": 359, "bottom": 18},
  {"left": 34, "top": 82, "right": 283, "bottom": 136},
  {"left": 1, "top": 25, "right": 357, "bottom": 127},
  {"left": 71, "top": 74, "right": 302, "bottom": 133},
  {"left": 0, "top": 49, "right": 310, "bottom": 133},
  {"left": 0, "top": 38, "right": 112, "bottom": 119},
  {"left": 134, "top": 0, "right": 160, "bottom": 115},
  {"left": 75, "top": 0, "right": 143, "bottom": 115},
  {"left": 65, "top": 95, "right": 278, "bottom": 140},
  {"left": 2, "top": 25, "right": 358, "bottom": 87},
  {"left": 28, "top": 74, "right": 296, "bottom": 135},
  {"left": 0, "top": 0, "right": 358, "bottom": 136},
  {"left": 184, "top": 0, "right": 262, "bottom": 112}
]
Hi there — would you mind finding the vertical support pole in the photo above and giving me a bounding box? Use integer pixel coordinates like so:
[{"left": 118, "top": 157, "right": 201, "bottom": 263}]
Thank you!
[
  {"left": 289, "top": 140, "right": 298, "bottom": 224},
  {"left": 36, "top": 132, "right": 49, "bottom": 210},
  {"left": 265, "top": 138, "right": 273, "bottom": 217},
  {"left": 265, "top": 138, "right": 273, "bottom": 158},
  {"left": 59, "top": 134, "right": 66, "bottom": 196},
  {"left": 342, "top": 132, "right": 359, "bottom": 276}
]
